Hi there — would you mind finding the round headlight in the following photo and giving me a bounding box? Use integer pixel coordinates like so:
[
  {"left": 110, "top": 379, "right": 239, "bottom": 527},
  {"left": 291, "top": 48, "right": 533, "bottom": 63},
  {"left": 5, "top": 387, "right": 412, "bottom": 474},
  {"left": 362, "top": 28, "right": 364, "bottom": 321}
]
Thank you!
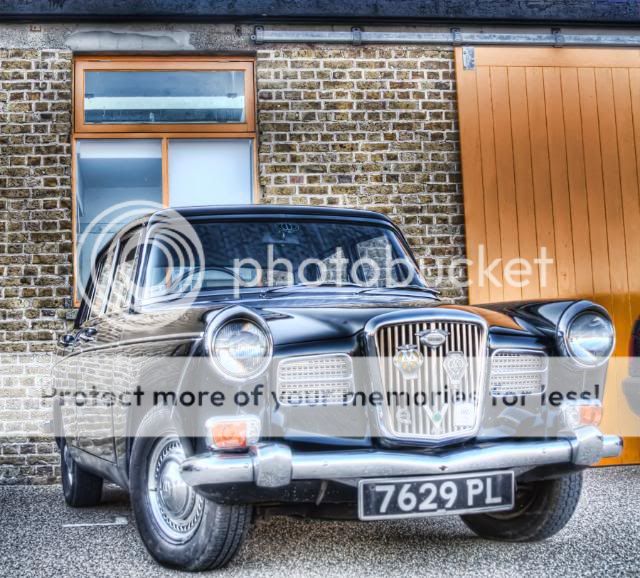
[
  {"left": 210, "top": 319, "right": 271, "bottom": 379},
  {"left": 565, "top": 312, "right": 615, "bottom": 366}
]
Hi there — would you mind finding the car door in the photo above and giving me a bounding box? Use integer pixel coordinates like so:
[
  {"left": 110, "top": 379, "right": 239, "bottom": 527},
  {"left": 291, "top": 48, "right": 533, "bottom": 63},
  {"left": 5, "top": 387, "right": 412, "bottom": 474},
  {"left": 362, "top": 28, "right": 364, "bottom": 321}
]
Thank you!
[{"left": 76, "top": 229, "right": 141, "bottom": 461}]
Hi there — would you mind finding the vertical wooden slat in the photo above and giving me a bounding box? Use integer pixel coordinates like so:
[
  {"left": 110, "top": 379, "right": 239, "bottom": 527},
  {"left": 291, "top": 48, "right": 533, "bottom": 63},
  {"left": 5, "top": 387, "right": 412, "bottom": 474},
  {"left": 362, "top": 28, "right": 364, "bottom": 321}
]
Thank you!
[
  {"left": 454, "top": 48, "right": 489, "bottom": 303},
  {"left": 162, "top": 137, "right": 169, "bottom": 206},
  {"left": 475, "top": 67, "right": 504, "bottom": 302},
  {"left": 626, "top": 69, "right": 640, "bottom": 328},
  {"left": 508, "top": 67, "right": 540, "bottom": 299},
  {"left": 577, "top": 68, "right": 613, "bottom": 311},
  {"left": 559, "top": 68, "right": 592, "bottom": 299},
  {"left": 614, "top": 69, "right": 640, "bottom": 330},
  {"left": 594, "top": 68, "right": 631, "bottom": 439},
  {"left": 490, "top": 66, "right": 522, "bottom": 301},
  {"left": 525, "top": 67, "right": 558, "bottom": 298},
  {"left": 544, "top": 67, "right": 577, "bottom": 297},
  {"left": 595, "top": 68, "right": 631, "bottom": 351}
]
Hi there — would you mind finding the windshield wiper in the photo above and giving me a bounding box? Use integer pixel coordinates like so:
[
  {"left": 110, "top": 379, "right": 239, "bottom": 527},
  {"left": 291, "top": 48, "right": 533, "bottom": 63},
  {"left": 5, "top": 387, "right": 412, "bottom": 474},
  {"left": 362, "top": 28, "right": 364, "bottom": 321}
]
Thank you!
[
  {"left": 357, "top": 285, "right": 440, "bottom": 296},
  {"left": 260, "top": 281, "right": 363, "bottom": 296}
]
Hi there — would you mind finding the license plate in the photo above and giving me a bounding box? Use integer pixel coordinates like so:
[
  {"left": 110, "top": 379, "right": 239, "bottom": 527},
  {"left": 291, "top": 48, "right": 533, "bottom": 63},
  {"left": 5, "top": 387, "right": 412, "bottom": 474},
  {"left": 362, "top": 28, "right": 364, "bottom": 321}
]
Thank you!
[{"left": 358, "top": 471, "right": 515, "bottom": 521}]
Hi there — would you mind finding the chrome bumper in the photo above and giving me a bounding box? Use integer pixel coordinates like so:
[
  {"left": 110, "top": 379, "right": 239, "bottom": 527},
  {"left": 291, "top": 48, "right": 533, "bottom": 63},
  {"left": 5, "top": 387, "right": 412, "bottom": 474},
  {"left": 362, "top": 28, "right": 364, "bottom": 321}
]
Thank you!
[{"left": 180, "top": 427, "right": 622, "bottom": 489}]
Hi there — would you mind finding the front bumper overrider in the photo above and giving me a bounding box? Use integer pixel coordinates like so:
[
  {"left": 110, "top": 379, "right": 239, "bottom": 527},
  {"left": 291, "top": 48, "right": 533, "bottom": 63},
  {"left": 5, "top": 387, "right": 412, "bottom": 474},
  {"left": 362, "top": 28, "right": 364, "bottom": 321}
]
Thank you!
[{"left": 180, "top": 426, "right": 622, "bottom": 489}]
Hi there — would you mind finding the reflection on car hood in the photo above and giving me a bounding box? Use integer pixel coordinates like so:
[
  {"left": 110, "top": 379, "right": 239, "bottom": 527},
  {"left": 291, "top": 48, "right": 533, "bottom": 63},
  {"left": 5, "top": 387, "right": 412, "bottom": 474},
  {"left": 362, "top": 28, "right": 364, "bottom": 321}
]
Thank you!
[{"left": 132, "top": 291, "right": 562, "bottom": 347}]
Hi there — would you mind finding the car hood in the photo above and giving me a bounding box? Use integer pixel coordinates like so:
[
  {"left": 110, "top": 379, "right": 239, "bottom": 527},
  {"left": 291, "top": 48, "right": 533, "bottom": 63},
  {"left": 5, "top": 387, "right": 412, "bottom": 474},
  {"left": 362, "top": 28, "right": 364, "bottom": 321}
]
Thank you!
[
  {"left": 133, "top": 291, "right": 567, "bottom": 347},
  {"left": 202, "top": 292, "right": 532, "bottom": 346}
]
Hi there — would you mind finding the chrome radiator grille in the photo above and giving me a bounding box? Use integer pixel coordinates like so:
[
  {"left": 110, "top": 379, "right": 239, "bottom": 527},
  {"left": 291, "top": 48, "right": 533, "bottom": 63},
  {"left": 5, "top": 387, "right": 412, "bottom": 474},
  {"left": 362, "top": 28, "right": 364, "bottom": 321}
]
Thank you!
[{"left": 374, "top": 319, "right": 487, "bottom": 441}]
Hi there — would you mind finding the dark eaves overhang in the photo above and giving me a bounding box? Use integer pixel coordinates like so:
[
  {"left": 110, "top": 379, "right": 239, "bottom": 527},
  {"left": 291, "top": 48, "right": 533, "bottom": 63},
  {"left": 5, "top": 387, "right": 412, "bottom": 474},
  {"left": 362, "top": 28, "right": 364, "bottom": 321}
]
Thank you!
[{"left": 1, "top": 0, "right": 640, "bottom": 27}]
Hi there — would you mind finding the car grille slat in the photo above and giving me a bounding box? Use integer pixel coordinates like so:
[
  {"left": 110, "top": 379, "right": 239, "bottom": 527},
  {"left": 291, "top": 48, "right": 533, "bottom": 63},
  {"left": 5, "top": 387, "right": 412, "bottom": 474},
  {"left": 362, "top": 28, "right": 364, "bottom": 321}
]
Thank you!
[{"left": 375, "top": 318, "right": 486, "bottom": 441}]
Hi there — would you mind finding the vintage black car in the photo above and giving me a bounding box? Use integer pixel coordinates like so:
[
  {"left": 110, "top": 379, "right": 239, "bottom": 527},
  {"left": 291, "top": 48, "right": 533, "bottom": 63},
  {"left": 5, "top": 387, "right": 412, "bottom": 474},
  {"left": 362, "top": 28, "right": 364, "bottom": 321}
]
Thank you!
[{"left": 53, "top": 206, "right": 621, "bottom": 571}]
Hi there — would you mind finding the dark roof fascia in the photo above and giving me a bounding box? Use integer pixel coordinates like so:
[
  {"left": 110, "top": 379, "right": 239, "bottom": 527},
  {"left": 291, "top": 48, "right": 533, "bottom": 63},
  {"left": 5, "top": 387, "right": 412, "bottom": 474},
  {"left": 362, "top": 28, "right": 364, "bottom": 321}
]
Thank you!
[{"left": 2, "top": 1, "right": 640, "bottom": 27}]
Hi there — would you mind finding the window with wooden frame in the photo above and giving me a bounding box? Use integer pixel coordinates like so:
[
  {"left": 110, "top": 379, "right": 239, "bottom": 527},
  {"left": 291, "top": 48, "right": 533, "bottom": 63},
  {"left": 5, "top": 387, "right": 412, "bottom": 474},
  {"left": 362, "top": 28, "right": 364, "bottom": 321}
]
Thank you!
[{"left": 72, "top": 55, "right": 258, "bottom": 303}]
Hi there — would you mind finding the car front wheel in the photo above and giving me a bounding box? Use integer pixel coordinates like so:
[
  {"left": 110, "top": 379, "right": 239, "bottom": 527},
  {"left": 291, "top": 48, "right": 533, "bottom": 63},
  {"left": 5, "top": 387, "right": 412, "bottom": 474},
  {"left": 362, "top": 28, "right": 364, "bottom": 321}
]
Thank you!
[
  {"left": 129, "top": 408, "right": 251, "bottom": 571},
  {"left": 461, "top": 472, "right": 583, "bottom": 542}
]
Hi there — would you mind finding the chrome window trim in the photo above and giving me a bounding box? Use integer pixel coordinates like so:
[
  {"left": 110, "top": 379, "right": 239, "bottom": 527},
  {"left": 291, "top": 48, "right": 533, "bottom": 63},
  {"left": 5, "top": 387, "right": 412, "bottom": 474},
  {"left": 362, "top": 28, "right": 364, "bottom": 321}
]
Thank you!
[{"left": 363, "top": 308, "right": 489, "bottom": 446}]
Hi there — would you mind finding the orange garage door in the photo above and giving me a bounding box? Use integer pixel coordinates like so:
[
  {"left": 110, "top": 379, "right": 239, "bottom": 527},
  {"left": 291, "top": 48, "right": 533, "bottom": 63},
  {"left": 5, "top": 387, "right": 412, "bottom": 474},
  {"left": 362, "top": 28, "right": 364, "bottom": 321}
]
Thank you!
[{"left": 455, "top": 46, "right": 640, "bottom": 464}]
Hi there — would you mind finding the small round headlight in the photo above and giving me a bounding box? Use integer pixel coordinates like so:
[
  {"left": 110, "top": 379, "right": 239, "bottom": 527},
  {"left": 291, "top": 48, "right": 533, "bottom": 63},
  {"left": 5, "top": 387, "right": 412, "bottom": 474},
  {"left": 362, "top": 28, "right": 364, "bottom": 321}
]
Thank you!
[
  {"left": 565, "top": 312, "right": 615, "bottom": 366},
  {"left": 210, "top": 319, "right": 271, "bottom": 379}
]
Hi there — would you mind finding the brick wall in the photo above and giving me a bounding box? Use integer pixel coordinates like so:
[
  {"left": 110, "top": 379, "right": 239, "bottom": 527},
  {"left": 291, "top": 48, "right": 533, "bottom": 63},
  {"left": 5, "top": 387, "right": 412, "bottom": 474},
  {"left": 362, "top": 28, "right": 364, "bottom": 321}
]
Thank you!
[
  {"left": 0, "top": 49, "right": 73, "bottom": 484},
  {"left": 257, "top": 46, "right": 466, "bottom": 300},
  {"left": 0, "top": 44, "right": 466, "bottom": 484}
]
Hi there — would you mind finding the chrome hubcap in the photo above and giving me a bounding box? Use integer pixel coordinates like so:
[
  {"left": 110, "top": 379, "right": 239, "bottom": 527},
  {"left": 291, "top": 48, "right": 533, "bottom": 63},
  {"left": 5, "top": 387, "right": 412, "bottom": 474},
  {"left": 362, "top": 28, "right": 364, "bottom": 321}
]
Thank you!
[{"left": 147, "top": 436, "right": 204, "bottom": 544}]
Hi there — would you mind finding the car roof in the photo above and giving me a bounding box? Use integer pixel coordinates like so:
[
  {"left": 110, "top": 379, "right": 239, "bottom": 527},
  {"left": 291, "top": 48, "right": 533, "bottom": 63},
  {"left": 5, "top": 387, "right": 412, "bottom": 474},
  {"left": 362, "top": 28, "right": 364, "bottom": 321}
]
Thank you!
[{"left": 146, "top": 204, "right": 395, "bottom": 224}]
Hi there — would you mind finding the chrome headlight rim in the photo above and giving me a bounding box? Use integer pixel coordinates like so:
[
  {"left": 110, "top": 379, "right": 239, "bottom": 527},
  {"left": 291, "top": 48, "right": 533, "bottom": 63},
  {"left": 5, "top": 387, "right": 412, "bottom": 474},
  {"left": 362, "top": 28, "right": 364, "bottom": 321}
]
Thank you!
[
  {"left": 205, "top": 306, "right": 273, "bottom": 382},
  {"left": 558, "top": 302, "right": 615, "bottom": 368}
]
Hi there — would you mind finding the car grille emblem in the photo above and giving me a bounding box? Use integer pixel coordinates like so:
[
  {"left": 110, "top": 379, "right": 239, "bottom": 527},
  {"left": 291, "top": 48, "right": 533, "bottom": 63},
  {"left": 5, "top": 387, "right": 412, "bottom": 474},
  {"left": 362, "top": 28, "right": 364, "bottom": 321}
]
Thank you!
[
  {"left": 395, "top": 407, "right": 412, "bottom": 425},
  {"left": 443, "top": 351, "right": 467, "bottom": 386},
  {"left": 416, "top": 328, "right": 448, "bottom": 349},
  {"left": 424, "top": 404, "right": 449, "bottom": 431},
  {"left": 393, "top": 345, "right": 424, "bottom": 380}
]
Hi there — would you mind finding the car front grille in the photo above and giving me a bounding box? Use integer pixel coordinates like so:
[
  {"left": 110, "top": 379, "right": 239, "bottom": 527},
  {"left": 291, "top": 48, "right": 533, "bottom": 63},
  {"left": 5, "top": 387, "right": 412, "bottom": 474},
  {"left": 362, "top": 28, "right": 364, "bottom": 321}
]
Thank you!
[{"left": 374, "top": 318, "right": 487, "bottom": 441}]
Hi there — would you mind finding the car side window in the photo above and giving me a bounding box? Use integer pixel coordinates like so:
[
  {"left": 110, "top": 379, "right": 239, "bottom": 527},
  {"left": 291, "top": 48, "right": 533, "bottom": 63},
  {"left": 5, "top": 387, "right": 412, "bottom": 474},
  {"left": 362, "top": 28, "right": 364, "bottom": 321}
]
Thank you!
[
  {"left": 89, "top": 245, "right": 117, "bottom": 319},
  {"left": 107, "top": 230, "right": 142, "bottom": 314}
]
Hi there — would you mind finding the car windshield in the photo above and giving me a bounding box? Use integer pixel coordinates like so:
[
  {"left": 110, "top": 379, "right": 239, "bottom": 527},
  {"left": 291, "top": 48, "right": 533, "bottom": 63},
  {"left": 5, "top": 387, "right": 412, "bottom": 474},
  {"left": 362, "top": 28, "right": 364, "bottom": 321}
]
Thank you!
[{"left": 141, "top": 218, "right": 428, "bottom": 300}]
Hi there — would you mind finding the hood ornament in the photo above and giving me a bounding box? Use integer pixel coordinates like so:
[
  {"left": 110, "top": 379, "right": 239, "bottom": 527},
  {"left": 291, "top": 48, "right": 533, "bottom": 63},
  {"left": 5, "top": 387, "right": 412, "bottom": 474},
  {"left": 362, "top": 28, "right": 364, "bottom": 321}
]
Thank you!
[
  {"left": 393, "top": 344, "right": 424, "bottom": 380},
  {"left": 416, "top": 328, "right": 448, "bottom": 349}
]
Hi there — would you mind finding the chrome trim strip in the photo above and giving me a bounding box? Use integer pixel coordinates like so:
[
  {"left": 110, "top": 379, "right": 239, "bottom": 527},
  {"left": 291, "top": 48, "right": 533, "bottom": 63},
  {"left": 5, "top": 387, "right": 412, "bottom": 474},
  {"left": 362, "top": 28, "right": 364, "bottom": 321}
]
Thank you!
[
  {"left": 180, "top": 430, "right": 623, "bottom": 488},
  {"left": 58, "top": 332, "right": 204, "bottom": 358}
]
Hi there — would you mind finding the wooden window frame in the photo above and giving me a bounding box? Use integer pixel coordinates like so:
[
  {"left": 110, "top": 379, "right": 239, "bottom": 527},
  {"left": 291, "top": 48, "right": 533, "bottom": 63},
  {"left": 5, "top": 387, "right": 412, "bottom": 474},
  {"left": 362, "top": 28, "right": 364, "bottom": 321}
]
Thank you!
[
  {"left": 74, "top": 55, "right": 255, "bottom": 134},
  {"left": 72, "top": 55, "right": 259, "bottom": 306}
]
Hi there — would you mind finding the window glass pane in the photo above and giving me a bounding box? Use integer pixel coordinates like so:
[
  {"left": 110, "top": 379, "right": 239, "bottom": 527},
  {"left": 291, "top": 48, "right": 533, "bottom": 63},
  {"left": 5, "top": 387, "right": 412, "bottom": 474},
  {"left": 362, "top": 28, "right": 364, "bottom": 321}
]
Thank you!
[
  {"left": 107, "top": 230, "right": 141, "bottom": 314},
  {"left": 89, "top": 245, "right": 116, "bottom": 319},
  {"left": 84, "top": 70, "right": 245, "bottom": 124},
  {"left": 168, "top": 139, "right": 253, "bottom": 206},
  {"left": 75, "top": 139, "right": 162, "bottom": 296}
]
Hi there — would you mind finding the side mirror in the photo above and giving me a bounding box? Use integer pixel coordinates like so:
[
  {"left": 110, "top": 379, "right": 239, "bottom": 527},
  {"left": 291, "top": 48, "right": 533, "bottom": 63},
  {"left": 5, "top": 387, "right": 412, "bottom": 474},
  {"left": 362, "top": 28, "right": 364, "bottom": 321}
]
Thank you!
[{"left": 58, "top": 334, "right": 76, "bottom": 348}]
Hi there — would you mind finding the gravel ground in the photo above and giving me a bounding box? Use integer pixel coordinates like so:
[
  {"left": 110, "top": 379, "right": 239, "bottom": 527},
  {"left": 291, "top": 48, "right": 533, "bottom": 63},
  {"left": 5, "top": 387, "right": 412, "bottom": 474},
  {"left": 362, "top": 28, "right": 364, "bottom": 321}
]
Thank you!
[{"left": 1, "top": 467, "right": 639, "bottom": 577}]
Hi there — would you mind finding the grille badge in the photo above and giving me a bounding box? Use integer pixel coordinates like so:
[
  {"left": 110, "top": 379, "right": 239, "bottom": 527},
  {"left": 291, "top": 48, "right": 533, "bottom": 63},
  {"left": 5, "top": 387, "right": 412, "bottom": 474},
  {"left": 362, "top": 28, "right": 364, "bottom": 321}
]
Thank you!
[
  {"left": 393, "top": 345, "right": 424, "bottom": 380},
  {"left": 416, "top": 328, "right": 448, "bottom": 349},
  {"left": 424, "top": 404, "right": 449, "bottom": 431},
  {"left": 395, "top": 407, "right": 412, "bottom": 425},
  {"left": 443, "top": 351, "right": 468, "bottom": 386}
]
